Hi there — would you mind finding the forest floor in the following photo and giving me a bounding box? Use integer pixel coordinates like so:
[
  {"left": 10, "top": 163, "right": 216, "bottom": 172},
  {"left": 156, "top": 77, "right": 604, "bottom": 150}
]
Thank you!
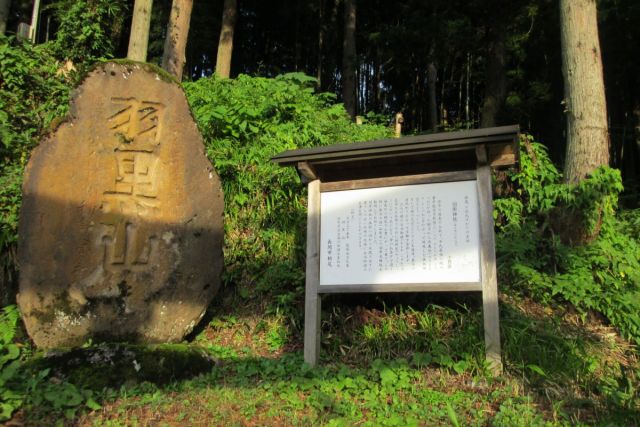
[{"left": 9, "top": 284, "right": 639, "bottom": 426}]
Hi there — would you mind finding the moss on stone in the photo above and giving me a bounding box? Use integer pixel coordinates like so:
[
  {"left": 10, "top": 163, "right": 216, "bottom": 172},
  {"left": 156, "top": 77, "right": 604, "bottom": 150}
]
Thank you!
[
  {"left": 42, "top": 115, "right": 72, "bottom": 139},
  {"left": 25, "top": 343, "right": 216, "bottom": 390},
  {"left": 30, "top": 291, "right": 74, "bottom": 324},
  {"left": 99, "top": 59, "right": 179, "bottom": 85}
]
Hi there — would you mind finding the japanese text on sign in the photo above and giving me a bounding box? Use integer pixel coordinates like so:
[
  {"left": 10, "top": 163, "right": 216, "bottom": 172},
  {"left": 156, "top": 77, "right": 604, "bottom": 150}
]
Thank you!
[{"left": 320, "top": 180, "right": 480, "bottom": 285}]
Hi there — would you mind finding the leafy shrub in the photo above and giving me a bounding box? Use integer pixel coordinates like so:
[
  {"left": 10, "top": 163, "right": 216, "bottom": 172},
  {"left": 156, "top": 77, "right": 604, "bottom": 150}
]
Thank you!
[
  {"left": 49, "top": 0, "right": 127, "bottom": 65},
  {"left": 495, "top": 135, "right": 640, "bottom": 344},
  {"left": 184, "top": 73, "right": 390, "bottom": 310},
  {"left": 0, "top": 305, "right": 22, "bottom": 419},
  {"left": 0, "top": 305, "right": 103, "bottom": 422},
  {"left": 0, "top": 37, "right": 70, "bottom": 163}
]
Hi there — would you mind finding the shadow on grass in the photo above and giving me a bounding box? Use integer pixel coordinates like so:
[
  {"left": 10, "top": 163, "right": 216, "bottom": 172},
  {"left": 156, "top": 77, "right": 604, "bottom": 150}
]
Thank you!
[
  {"left": 14, "top": 299, "right": 639, "bottom": 425},
  {"left": 24, "top": 343, "right": 218, "bottom": 389},
  {"left": 501, "top": 303, "right": 639, "bottom": 423},
  {"left": 317, "top": 297, "right": 640, "bottom": 423}
]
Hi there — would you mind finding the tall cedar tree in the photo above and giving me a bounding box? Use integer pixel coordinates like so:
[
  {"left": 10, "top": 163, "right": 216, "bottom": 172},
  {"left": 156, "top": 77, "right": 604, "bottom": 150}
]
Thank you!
[
  {"left": 215, "top": 0, "right": 237, "bottom": 78},
  {"left": 161, "top": 0, "right": 193, "bottom": 80},
  {"left": 426, "top": 62, "right": 438, "bottom": 131},
  {"left": 316, "top": 0, "right": 324, "bottom": 87},
  {"left": 560, "top": 0, "right": 609, "bottom": 184},
  {"left": 480, "top": 26, "right": 507, "bottom": 128},
  {"left": 342, "top": 0, "right": 356, "bottom": 120},
  {"left": 128, "top": 0, "right": 153, "bottom": 61}
]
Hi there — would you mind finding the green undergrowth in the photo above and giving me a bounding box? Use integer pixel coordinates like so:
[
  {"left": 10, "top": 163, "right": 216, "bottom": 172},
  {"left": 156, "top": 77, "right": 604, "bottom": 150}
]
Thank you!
[
  {"left": 184, "top": 72, "right": 390, "bottom": 320},
  {"left": 2, "top": 298, "right": 637, "bottom": 425},
  {"left": 495, "top": 135, "right": 640, "bottom": 346}
]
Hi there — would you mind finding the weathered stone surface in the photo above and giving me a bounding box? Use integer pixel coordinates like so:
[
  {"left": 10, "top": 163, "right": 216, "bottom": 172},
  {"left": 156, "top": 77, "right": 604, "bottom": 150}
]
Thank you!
[{"left": 17, "top": 62, "right": 224, "bottom": 348}]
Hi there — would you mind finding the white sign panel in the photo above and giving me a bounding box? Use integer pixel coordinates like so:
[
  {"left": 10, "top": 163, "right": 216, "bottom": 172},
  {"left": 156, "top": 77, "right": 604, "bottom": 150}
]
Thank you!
[{"left": 319, "top": 180, "right": 481, "bottom": 285}]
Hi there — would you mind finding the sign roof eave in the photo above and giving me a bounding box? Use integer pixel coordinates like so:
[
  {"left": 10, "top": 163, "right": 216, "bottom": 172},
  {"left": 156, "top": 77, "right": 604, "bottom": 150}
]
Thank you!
[{"left": 271, "top": 124, "right": 520, "bottom": 166}]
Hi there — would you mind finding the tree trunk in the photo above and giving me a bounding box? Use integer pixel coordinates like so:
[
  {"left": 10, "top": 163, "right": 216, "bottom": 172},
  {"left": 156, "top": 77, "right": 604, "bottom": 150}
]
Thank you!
[
  {"left": 128, "top": 0, "right": 153, "bottom": 61},
  {"left": 480, "top": 27, "right": 507, "bottom": 128},
  {"left": 0, "top": 0, "right": 11, "bottom": 35},
  {"left": 374, "top": 60, "right": 381, "bottom": 111},
  {"left": 294, "top": 0, "right": 301, "bottom": 71},
  {"left": 161, "top": 0, "right": 193, "bottom": 80},
  {"left": 560, "top": 0, "right": 609, "bottom": 184},
  {"left": 342, "top": 0, "right": 357, "bottom": 120},
  {"left": 215, "top": 0, "right": 237, "bottom": 78},
  {"left": 465, "top": 53, "right": 471, "bottom": 128},
  {"left": 316, "top": 0, "right": 324, "bottom": 87},
  {"left": 29, "top": 0, "right": 41, "bottom": 42},
  {"left": 458, "top": 64, "right": 463, "bottom": 125},
  {"left": 440, "top": 62, "right": 447, "bottom": 128},
  {"left": 426, "top": 62, "right": 438, "bottom": 131}
]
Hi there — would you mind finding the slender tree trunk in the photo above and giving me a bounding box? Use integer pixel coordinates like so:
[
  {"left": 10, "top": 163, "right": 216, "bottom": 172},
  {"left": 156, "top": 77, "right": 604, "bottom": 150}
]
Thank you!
[
  {"left": 367, "top": 62, "right": 373, "bottom": 112},
  {"left": 357, "top": 63, "right": 362, "bottom": 113},
  {"left": 560, "top": 0, "right": 609, "bottom": 184},
  {"left": 294, "top": 0, "right": 302, "bottom": 71},
  {"left": 161, "top": 0, "right": 193, "bottom": 80},
  {"left": 128, "top": 0, "right": 153, "bottom": 61},
  {"left": 325, "top": 0, "right": 340, "bottom": 92},
  {"left": 317, "top": 0, "right": 324, "bottom": 87},
  {"left": 440, "top": 63, "right": 447, "bottom": 127},
  {"left": 342, "top": 0, "right": 357, "bottom": 119},
  {"left": 374, "top": 60, "right": 381, "bottom": 111},
  {"left": 0, "top": 0, "right": 11, "bottom": 35},
  {"left": 465, "top": 53, "right": 471, "bottom": 128},
  {"left": 426, "top": 62, "right": 438, "bottom": 131},
  {"left": 480, "top": 27, "right": 507, "bottom": 128},
  {"left": 29, "top": 0, "right": 41, "bottom": 42},
  {"left": 458, "top": 64, "right": 463, "bottom": 125},
  {"left": 215, "top": 0, "right": 237, "bottom": 78}
]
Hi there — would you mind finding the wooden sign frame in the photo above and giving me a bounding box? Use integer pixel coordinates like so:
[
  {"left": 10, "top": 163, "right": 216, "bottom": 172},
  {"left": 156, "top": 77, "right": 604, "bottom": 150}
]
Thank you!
[{"left": 273, "top": 125, "right": 520, "bottom": 375}]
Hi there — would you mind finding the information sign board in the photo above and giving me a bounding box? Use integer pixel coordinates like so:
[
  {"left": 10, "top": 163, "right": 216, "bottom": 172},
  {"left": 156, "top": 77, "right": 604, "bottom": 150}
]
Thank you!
[
  {"left": 272, "top": 125, "right": 520, "bottom": 374},
  {"left": 319, "top": 181, "right": 480, "bottom": 285}
]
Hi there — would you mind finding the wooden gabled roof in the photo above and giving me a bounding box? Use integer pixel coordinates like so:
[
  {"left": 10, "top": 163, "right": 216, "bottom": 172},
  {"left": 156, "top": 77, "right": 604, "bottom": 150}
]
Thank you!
[{"left": 272, "top": 125, "right": 519, "bottom": 182}]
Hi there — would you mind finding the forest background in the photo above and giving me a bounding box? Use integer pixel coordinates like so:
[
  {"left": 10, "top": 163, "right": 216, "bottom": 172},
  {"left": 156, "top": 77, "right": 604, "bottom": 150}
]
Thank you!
[
  {"left": 5, "top": 0, "right": 640, "bottom": 170},
  {"left": 0, "top": 0, "right": 640, "bottom": 424}
]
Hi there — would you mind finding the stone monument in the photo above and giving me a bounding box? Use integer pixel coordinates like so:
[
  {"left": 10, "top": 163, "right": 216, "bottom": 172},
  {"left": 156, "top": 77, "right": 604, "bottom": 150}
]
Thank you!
[{"left": 17, "top": 62, "right": 224, "bottom": 348}]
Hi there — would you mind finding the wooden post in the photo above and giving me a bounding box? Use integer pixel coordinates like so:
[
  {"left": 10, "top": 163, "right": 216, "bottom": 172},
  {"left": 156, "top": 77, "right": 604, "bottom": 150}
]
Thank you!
[
  {"left": 394, "top": 112, "right": 404, "bottom": 138},
  {"left": 304, "top": 179, "right": 322, "bottom": 366},
  {"left": 476, "top": 145, "right": 503, "bottom": 375}
]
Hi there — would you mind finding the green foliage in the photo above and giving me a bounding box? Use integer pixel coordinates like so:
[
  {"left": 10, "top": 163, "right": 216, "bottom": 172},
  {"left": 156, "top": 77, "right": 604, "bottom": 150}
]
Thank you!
[
  {"left": 492, "top": 397, "right": 551, "bottom": 427},
  {"left": 321, "top": 303, "right": 484, "bottom": 373},
  {"left": 0, "top": 305, "right": 21, "bottom": 420},
  {"left": 0, "top": 36, "right": 70, "bottom": 162},
  {"left": 0, "top": 305, "right": 103, "bottom": 422},
  {"left": 49, "top": 0, "right": 127, "bottom": 65},
  {"left": 184, "top": 73, "right": 390, "bottom": 310},
  {"left": 495, "top": 135, "right": 640, "bottom": 345},
  {"left": 0, "top": 165, "right": 22, "bottom": 249}
]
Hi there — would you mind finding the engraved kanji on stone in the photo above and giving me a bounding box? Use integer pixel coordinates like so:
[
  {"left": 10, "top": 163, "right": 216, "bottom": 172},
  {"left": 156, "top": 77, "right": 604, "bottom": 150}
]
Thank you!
[
  {"left": 100, "top": 197, "right": 158, "bottom": 267},
  {"left": 105, "top": 152, "right": 160, "bottom": 198},
  {"left": 108, "top": 97, "right": 165, "bottom": 152},
  {"left": 100, "top": 149, "right": 160, "bottom": 268}
]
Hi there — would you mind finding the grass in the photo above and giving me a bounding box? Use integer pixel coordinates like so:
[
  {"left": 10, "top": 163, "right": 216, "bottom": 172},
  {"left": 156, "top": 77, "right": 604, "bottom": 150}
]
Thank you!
[{"left": 9, "top": 283, "right": 639, "bottom": 426}]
